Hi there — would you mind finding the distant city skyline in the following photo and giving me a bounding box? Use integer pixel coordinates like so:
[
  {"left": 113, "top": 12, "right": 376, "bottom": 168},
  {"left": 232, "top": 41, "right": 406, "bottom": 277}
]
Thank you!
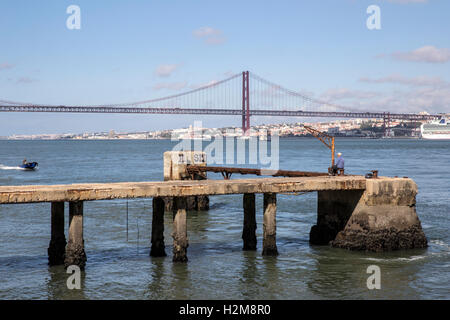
[
  {"left": 1, "top": 0, "right": 449, "bottom": 135},
  {"left": 1, "top": 117, "right": 420, "bottom": 140}
]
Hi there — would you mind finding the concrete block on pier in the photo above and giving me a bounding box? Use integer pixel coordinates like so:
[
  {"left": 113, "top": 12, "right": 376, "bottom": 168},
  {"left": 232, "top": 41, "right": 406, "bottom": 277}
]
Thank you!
[
  {"left": 310, "top": 178, "right": 428, "bottom": 251},
  {"left": 163, "top": 151, "right": 209, "bottom": 211},
  {"left": 163, "top": 151, "right": 207, "bottom": 181}
]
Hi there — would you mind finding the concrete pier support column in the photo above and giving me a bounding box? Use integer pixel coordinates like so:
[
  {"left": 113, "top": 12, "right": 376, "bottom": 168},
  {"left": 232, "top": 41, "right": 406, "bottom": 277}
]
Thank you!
[
  {"left": 242, "top": 193, "right": 257, "bottom": 251},
  {"left": 310, "top": 190, "right": 362, "bottom": 245},
  {"left": 48, "top": 202, "right": 66, "bottom": 266},
  {"left": 172, "top": 197, "right": 188, "bottom": 262},
  {"left": 64, "top": 201, "right": 87, "bottom": 270},
  {"left": 150, "top": 197, "right": 166, "bottom": 257},
  {"left": 262, "top": 193, "right": 278, "bottom": 256},
  {"left": 196, "top": 195, "right": 210, "bottom": 211}
]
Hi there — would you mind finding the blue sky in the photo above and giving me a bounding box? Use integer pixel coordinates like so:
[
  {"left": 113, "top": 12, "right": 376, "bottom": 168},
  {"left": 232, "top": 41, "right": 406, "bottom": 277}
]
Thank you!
[{"left": 0, "top": 0, "right": 449, "bottom": 135}]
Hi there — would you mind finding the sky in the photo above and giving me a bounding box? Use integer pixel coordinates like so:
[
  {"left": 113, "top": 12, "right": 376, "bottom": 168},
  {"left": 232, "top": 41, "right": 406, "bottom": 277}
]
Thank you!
[{"left": 0, "top": 0, "right": 449, "bottom": 135}]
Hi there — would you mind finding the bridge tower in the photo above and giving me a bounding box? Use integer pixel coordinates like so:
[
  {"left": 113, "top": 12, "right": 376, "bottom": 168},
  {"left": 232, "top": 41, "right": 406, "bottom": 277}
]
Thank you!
[
  {"left": 383, "top": 112, "right": 391, "bottom": 138},
  {"left": 242, "top": 71, "right": 250, "bottom": 135}
]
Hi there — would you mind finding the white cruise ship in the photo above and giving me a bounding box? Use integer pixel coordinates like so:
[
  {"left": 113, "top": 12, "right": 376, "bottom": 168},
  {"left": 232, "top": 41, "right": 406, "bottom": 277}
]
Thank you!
[{"left": 420, "top": 118, "right": 450, "bottom": 140}]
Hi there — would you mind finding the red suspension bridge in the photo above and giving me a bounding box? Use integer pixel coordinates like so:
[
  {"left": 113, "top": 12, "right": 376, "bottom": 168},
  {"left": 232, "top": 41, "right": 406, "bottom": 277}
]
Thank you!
[{"left": 0, "top": 71, "right": 439, "bottom": 134}]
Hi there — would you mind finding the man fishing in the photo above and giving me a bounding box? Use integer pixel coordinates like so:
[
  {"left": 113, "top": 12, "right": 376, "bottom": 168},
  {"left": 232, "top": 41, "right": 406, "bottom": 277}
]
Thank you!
[{"left": 332, "top": 153, "right": 344, "bottom": 175}]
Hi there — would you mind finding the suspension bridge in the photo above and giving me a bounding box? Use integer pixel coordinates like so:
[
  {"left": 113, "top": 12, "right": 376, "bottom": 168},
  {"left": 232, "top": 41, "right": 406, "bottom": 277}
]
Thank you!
[{"left": 0, "top": 71, "right": 439, "bottom": 134}]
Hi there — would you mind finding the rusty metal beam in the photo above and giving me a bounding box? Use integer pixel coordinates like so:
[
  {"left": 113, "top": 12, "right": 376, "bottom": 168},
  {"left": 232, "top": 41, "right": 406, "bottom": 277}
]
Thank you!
[
  {"left": 186, "top": 165, "right": 328, "bottom": 179},
  {"left": 303, "top": 125, "right": 336, "bottom": 167}
]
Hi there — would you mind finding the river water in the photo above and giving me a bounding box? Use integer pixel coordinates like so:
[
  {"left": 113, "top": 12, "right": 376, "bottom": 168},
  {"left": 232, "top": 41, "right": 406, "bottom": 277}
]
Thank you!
[{"left": 0, "top": 138, "right": 448, "bottom": 299}]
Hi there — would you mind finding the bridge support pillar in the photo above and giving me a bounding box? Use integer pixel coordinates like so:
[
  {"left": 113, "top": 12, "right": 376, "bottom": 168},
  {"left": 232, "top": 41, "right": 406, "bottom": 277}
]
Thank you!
[
  {"left": 242, "top": 193, "right": 257, "bottom": 251},
  {"left": 172, "top": 197, "right": 189, "bottom": 262},
  {"left": 48, "top": 202, "right": 66, "bottom": 266},
  {"left": 150, "top": 197, "right": 166, "bottom": 257},
  {"left": 64, "top": 201, "right": 87, "bottom": 270},
  {"left": 262, "top": 193, "right": 278, "bottom": 256},
  {"left": 242, "top": 71, "right": 250, "bottom": 135}
]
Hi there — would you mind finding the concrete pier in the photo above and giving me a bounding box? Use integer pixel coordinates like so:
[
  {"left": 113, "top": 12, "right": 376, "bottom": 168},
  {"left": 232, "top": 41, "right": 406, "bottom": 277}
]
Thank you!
[
  {"left": 262, "top": 193, "right": 278, "bottom": 256},
  {"left": 172, "top": 197, "right": 188, "bottom": 262},
  {"left": 150, "top": 197, "right": 166, "bottom": 257},
  {"left": 0, "top": 173, "right": 429, "bottom": 265},
  {"left": 64, "top": 201, "right": 87, "bottom": 270},
  {"left": 48, "top": 202, "right": 66, "bottom": 265},
  {"left": 242, "top": 193, "right": 257, "bottom": 251}
]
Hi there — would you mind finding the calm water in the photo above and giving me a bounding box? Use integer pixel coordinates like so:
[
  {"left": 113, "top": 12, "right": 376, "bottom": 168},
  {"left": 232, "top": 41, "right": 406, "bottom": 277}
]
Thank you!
[{"left": 0, "top": 138, "right": 448, "bottom": 300}]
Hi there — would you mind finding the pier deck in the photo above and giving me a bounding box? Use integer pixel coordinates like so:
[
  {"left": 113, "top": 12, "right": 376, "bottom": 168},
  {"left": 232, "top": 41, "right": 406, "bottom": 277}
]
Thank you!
[{"left": 0, "top": 176, "right": 366, "bottom": 204}]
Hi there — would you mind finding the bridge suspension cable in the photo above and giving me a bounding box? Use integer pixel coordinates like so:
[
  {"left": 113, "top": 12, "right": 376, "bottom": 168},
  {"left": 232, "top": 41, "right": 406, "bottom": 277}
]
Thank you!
[{"left": 248, "top": 72, "right": 360, "bottom": 113}]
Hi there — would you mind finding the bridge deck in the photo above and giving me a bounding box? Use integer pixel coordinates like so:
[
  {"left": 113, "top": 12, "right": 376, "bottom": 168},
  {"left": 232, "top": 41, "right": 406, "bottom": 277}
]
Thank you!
[
  {"left": 0, "top": 105, "right": 438, "bottom": 121},
  {"left": 0, "top": 176, "right": 366, "bottom": 204}
]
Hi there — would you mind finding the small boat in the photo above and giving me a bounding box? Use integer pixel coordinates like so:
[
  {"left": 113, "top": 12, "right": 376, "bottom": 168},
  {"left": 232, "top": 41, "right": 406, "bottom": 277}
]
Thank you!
[{"left": 20, "top": 161, "right": 38, "bottom": 170}]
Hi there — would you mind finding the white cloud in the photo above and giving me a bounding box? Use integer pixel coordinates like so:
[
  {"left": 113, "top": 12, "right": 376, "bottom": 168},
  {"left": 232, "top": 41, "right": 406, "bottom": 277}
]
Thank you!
[
  {"left": 346, "top": 73, "right": 450, "bottom": 113},
  {"left": 381, "top": 87, "right": 450, "bottom": 113},
  {"left": 360, "top": 74, "right": 447, "bottom": 87},
  {"left": 16, "top": 77, "right": 37, "bottom": 84},
  {"left": 154, "top": 64, "right": 179, "bottom": 77},
  {"left": 193, "top": 27, "right": 221, "bottom": 37},
  {"left": 384, "top": 0, "right": 428, "bottom": 3},
  {"left": 319, "top": 77, "right": 450, "bottom": 114},
  {"left": 193, "top": 27, "right": 226, "bottom": 45},
  {"left": 391, "top": 46, "right": 450, "bottom": 63},
  {"left": 0, "top": 63, "right": 14, "bottom": 71},
  {"left": 204, "top": 37, "right": 226, "bottom": 45},
  {"left": 320, "top": 88, "right": 378, "bottom": 101}
]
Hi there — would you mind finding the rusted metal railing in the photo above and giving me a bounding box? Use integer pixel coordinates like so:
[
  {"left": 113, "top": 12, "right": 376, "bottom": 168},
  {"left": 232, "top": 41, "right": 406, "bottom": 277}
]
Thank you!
[{"left": 186, "top": 165, "right": 329, "bottom": 180}]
